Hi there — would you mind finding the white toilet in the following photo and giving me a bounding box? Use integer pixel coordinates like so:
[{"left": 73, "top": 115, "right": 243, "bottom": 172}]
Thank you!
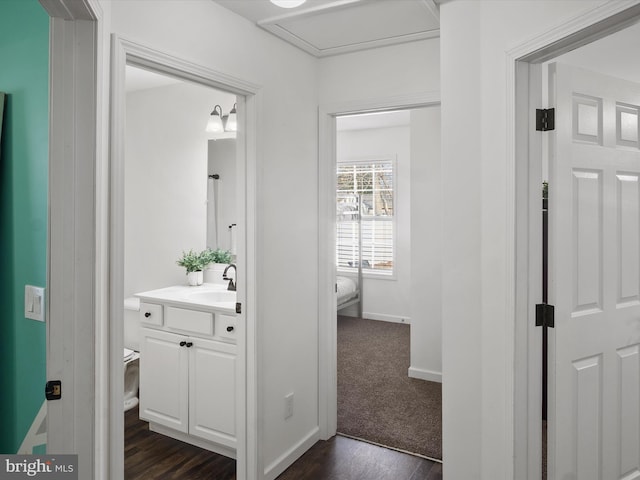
[{"left": 123, "top": 297, "right": 141, "bottom": 412}]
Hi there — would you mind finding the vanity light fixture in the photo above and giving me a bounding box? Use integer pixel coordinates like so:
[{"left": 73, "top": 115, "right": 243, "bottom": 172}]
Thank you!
[
  {"left": 205, "top": 105, "right": 224, "bottom": 133},
  {"left": 224, "top": 103, "right": 237, "bottom": 132},
  {"left": 207, "top": 103, "right": 237, "bottom": 134},
  {"left": 270, "top": 0, "right": 307, "bottom": 8}
]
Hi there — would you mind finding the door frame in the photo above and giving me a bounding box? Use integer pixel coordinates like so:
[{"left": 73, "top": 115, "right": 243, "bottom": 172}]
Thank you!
[
  {"left": 40, "top": 0, "right": 103, "bottom": 478},
  {"left": 318, "top": 92, "right": 441, "bottom": 439},
  {"left": 509, "top": 2, "right": 640, "bottom": 479},
  {"left": 110, "top": 36, "right": 261, "bottom": 479}
]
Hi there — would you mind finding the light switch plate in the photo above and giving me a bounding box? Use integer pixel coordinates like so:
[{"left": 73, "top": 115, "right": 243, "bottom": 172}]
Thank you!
[{"left": 25, "top": 285, "right": 46, "bottom": 322}]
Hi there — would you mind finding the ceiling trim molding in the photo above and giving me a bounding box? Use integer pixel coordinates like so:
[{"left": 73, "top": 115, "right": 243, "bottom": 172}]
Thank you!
[
  {"left": 420, "top": 0, "right": 440, "bottom": 21},
  {"left": 262, "top": 24, "right": 439, "bottom": 58},
  {"left": 262, "top": 24, "right": 322, "bottom": 56},
  {"left": 230, "top": 0, "right": 441, "bottom": 58},
  {"left": 318, "top": 29, "right": 440, "bottom": 57}
]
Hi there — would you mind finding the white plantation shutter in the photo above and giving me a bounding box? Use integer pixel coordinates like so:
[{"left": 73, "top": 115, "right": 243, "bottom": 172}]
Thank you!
[{"left": 336, "top": 161, "right": 394, "bottom": 275}]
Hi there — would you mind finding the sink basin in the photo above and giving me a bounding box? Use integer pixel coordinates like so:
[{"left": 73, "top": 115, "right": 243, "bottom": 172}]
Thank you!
[
  {"left": 185, "top": 289, "right": 236, "bottom": 305},
  {"left": 135, "top": 284, "right": 237, "bottom": 312}
]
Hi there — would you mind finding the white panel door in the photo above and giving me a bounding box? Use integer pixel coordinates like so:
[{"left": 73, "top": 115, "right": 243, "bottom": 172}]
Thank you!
[
  {"left": 189, "top": 337, "right": 237, "bottom": 448},
  {"left": 549, "top": 62, "right": 640, "bottom": 480},
  {"left": 139, "top": 328, "right": 189, "bottom": 432}
]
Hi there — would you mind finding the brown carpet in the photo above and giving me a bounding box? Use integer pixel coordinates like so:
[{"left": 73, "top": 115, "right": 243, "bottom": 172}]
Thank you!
[{"left": 337, "top": 316, "right": 442, "bottom": 461}]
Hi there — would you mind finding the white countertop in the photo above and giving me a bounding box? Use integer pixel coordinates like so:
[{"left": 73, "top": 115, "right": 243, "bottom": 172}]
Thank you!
[{"left": 135, "top": 283, "right": 236, "bottom": 315}]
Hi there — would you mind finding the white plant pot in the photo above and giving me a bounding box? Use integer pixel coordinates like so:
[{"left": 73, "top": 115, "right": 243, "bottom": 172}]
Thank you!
[
  {"left": 187, "top": 271, "right": 203, "bottom": 286},
  {"left": 203, "top": 263, "right": 229, "bottom": 285}
]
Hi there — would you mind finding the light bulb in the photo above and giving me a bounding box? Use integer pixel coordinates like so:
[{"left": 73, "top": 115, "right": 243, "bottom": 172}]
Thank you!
[
  {"left": 226, "top": 104, "right": 237, "bottom": 132},
  {"left": 206, "top": 105, "right": 224, "bottom": 133},
  {"left": 270, "top": 0, "right": 306, "bottom": 8}
]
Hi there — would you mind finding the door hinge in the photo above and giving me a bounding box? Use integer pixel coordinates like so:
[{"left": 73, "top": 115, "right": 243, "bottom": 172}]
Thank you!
[
  {"left": 536, "top": 108, "right": 555, "bottom": 131},
  {"left": 535, "top": 303, "right": 555, "bottom": 328},
  {"left": 45, "top": 380, "right": 62, "bottom": 400},
  {"left": 236, "top": 302, "right": 242, "bottom": 314}
]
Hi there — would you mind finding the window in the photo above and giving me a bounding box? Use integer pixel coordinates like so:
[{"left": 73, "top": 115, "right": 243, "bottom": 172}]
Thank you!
[{"left": 336, "top": 160, "right": 395, "bottom": 276}]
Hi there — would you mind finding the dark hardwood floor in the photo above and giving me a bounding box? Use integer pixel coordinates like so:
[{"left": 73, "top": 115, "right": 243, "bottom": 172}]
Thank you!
[
  {"left": 125, "top": 407, "right": 443, "bottom": 479},
  {"left": 276, "top": 435, "right": 442, "bottom": 480},
  {"left": 125, "top": 406, "right": 235, "bottom": 479}
]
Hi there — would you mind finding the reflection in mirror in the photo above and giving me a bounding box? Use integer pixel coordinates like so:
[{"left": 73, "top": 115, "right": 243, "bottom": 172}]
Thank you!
[{"left": 207, "top": 138, "right": 236, "bottom": 256}]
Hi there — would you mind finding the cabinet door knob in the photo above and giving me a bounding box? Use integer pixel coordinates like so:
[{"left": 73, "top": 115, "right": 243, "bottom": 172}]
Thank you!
[
  {"left": 144, "top": 312, "right": 151, "bottom": 318},
  {"left": 186, "top": 342, "right": 193, "bottom": 348},
  {"left": 226, "top": 326, "right": 234, "bottom": 332},
  {"left": 179, "top": 341, "right": 186, "bottom": 347}
]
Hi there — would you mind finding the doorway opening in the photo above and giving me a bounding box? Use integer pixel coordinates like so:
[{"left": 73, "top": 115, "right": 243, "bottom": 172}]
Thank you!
[
  {"left": 333, "top": 108, "right": 442, "bottom": 461},
  {"left": 318, "top": 95, "right": 441, "bottom": 468},
  {"left": 122, "top": 64, "right": 240, "bottom": 478},
  {"left": 511, "top": 4, "right": 640, "bottom": 479},
  {"left": 110, "top": 36, "right": 260, "bottom": 480}
]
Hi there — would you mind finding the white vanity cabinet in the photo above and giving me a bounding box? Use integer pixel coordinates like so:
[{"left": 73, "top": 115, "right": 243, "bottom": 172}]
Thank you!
[
  {"left": 139, "top": 328, "right": 189, "bottom": 433},
  {"left": 138, "top": 300, "right": 237, "bottom": 459}
]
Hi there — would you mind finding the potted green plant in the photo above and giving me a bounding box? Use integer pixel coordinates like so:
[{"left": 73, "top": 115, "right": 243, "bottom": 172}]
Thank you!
[
  {"left": 177, "top": 249, "right": 206, "bottom": 286},
  {"left": 201, "top": 248, "right": 233, "bottom": 284},
  {"left": 201, "top": 248, "right": 232, "bottom": 265}
]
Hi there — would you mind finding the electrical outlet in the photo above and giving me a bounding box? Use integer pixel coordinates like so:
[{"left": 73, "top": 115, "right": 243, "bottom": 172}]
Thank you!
[{"left": 284, "top": 393, "right": 294, "bottom": 419}]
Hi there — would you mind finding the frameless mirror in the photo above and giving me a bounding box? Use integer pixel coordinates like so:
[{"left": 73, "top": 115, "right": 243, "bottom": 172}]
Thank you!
[{"left": 207, "top": 138, "right": 237, "bottom": 254}]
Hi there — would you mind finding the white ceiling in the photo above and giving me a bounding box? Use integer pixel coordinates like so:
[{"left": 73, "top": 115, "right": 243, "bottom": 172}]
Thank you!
[
  {"left": 212, "top": 0, "right": 439, "bottom": 58},
  {"left": 125, "top": 66, "right": 182, "bottom": 93}
]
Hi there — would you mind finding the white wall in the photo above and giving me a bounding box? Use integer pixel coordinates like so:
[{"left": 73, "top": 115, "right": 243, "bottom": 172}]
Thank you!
[
  {"left": 336, "top": 125, "right": 411, "bottom": 323},
  {"left": 439, "top": 1, "right": 605, "bottom": 478},
  {"left": 109, "top": 1, "right": 320, "bottom": 477},
  {"left": 409, "top": 107, "right": 442, "bottom": 383},
  {"left": 124, "top": 82, "right": 233, "bottom": 298},
  {"left": 319, "top": 39, "right": 440, "bottom": 103}
]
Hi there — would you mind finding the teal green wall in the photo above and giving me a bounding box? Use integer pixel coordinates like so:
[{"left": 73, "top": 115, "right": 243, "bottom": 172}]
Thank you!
[{"left": 0, "top": 0, "right": 49, "bottom": 453}]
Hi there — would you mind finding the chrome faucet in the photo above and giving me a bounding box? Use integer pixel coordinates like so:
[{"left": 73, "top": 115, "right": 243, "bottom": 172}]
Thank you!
[{"left": 223, "top": 264, "right": 237, "bottom": 291}]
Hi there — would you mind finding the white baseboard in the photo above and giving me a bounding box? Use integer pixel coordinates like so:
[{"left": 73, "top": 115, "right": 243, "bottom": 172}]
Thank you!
[
  {"left": 263, "top": 426, "right": 320, "bottom": 480},
  {"left": 408, "top": 366, "right": 442, "bottom": 383},
  {"left": 339, "top": 310, "right": 411, "bottom": 324},
  {"left": 365, "top": 312, "right": 410, "bottom": 324},
  {"left": 18, "top": 401, "right": 47, "bottom": 454},
  {"left": 149, "top": 423, "right": 236, "bottom": 459}
]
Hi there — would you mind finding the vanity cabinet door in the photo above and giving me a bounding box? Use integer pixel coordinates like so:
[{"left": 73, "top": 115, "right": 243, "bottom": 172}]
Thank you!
[
  {"left": 139, "top": 328, "right": 189, "bottom": 433},
  {"left": 188, "top": 337, "right": 236, "bottom": 448}
]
